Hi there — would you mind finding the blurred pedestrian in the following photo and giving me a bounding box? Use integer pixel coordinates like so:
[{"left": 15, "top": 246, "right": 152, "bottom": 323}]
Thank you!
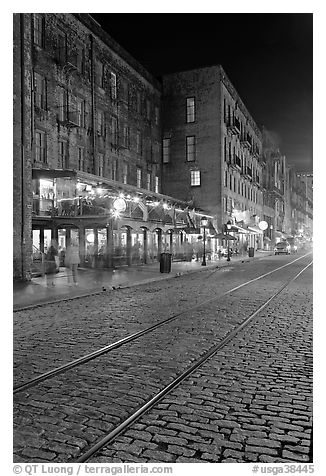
[
  {"left": 45, "top": 239, "right": 58, "bottom": 287},
  {"left": 65, "top": 240, "right": 80, "bottom": 286}
]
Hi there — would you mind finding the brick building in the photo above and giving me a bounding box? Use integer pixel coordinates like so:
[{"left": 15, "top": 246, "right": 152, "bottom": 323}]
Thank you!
[
  {"left": 13, "top": 13, "right": 206, "bottom": 281},
  {"left": 162, "top": 66, "right": 264, "bottom": 253},
  {"left": 13, "top": 14, "right": 313, "bottom": 280}
]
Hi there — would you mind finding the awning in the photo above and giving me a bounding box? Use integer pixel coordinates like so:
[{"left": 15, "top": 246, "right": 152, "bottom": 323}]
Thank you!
[
  {"left": 248, "top": 226, "right": 263, "bottom": 234},
  {"left": 214, "top": 233, "right": 237, "bottom": 240},
  {"left": 232, "top": 224, "right": 250, "bottom": 234},
  {"left": 32, "top": 168, "right": 77, "bottom": 179}
]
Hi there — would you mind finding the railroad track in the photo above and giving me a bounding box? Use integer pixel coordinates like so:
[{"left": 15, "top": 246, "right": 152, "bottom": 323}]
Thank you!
[
  {"left": 76, "top": 259, "right": 312, "bottom": 463},
  {"left": 14, "top": 254, "right": 311, "bottom": 395},
  {"left": 13, "top": 256, "right": 313, "bottom": 463}
]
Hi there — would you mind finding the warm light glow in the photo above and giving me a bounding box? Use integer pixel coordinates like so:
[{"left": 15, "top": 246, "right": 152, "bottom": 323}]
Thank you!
[
  {"left": 133, "top": 196, "right": 139, "bottom": 203},
  {"left": 112, "top": 210, "right": 120, "bottom": 218},
  {"left": 201, "top": 216, "right": 208, "bottom": 227},
  {"left": 119, "top": 192, "right": 125, "bottom": 198},
  {"left": 86, "top": 185, "right": 92, "bottom": 192},
  {"left": 163, "top": 203, "right": 168, "bottom": 209},
  {"left": 258, "top": 220, "right": 268, "bottom": 231},
  {"left": 86, "top": 233, "right": 95, "bottom": 243}
]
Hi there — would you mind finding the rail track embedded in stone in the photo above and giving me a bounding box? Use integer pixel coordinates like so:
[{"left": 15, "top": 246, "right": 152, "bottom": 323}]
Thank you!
[
  {"left": 75, "top": 260, "right": 312, "bottom": 462},
  {"left": 13, "top": 254, "right": 311, "bottom": 396}
]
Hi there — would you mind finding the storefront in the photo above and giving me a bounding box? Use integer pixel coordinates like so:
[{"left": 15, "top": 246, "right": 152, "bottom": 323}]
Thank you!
[{"left": 31, "top": 168, "right": 210, "bottom": 272}]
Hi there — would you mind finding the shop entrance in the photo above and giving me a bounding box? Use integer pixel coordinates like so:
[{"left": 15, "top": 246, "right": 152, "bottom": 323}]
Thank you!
[{"left": 32, "top": 228, "right": 52, "bottom": 253}]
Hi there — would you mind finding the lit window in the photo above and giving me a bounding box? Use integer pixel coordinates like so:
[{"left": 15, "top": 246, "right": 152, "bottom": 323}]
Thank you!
[
  {"left": 98, "top": 153, "right": 104, "bottom": 176},
  {"left": 186, "top": 136, "right": 196, "bottom": 162},
  {"left": 137, "top": 168, "right": 142, "bottom": 188},
  {"left": 155, "top": 176, "right": 159, "bottom": 193},
  {"left": 147, "top": 173, "right": 151, "bottom": 191},
  {"left": 76, "top": 98, "right": 85, "bottom": 127},
  {"left": 34, "top": 72, "right": 46, "bottom": 110},
  {"left": 190, "top": 170, "right": 201, "bottom": 187},
  {"left": 122, "top": 163, "right": 128, "bottom": 184},
  {"left": 186, "top": 97, "right": 195, "bottom": 123},
  {"left": 163, "top": 138, "right": 171, "bottom": 164},
  {"left": 111, "top": 160, "right": 117, "bottom": 181},
  {"left": 136, "top": 131, "right": 142, "bottom": 154},
  {"left": 110, "top": 72, "right": 117, "bottom": 100},
  {"left": 97, "top": 111, "right": 105, "bottom": 136},
  {"left": 33, "top": 14, "right": 44, "bottom": 47},
  {"left": 111, "top": 116, "right": 118, "bottom": 147}
]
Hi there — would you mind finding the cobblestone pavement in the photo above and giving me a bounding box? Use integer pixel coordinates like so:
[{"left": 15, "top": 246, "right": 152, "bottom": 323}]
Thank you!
[
  {"left": 13, "top": 254, "right": 312, "bottom": 463},
  {"left": 90, "top": 265, "right": 313, "bottom": 464}
]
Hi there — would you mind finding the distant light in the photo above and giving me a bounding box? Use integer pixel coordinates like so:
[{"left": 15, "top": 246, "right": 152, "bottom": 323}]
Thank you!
[
  {"left": 113, "top": 198, "right": 127, "bottom": 212},
  {"left": 133, "top": 196, "right": 140, "bottom": 203},
  {"left": 163, "top": 203, "right": 168, "bottom": 209},
  {"left": 86, "top": 185, "right": 92, "bottom": 192},
  {"left": 113, "top": 210, "right": 120, "bottom": 218},
  {"left": 258, "top": 220, "right": 268, "bottom": 231}
]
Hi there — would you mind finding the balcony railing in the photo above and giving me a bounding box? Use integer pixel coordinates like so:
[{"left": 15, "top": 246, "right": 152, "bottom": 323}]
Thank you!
[
  {"left": 227, "top": 115, "right": 241, "bottom": 135},
  {"left": 240, "top": 133, "right": 252, "bottom": 149}
]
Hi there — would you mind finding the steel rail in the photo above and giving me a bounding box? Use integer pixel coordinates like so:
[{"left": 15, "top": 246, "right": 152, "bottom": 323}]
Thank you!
[
  {"left": 76, "top": 260, "right": 312, "bottom": 463},
  {"left": 13, "top": 254, "right": 311, "bottom": 395}
]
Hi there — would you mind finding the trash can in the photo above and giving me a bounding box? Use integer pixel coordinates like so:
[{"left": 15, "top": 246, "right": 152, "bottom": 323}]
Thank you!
[
  {"left": 160, "top": 252, "right": 172, "bottom": 273},
  {"left": 248, "top": 247, "right": 254, "bottom": 258}
]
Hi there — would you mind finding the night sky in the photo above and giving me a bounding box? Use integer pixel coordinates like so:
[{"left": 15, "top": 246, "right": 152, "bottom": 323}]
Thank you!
[{"left": 91, "top": 13, "right": 313, "bottom": 172}]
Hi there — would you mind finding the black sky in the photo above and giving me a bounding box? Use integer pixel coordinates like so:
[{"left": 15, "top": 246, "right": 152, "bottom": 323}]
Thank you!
[{"left": 91, "top": 13, "right": 313, "bottom": 172}]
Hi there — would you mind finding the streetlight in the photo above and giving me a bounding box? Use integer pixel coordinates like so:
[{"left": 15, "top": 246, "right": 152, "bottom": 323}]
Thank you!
[
  {"left": 226, "top": 220, "right": 232, "bottom": 261},
  {"left": 201, "top": 216, "right": 208, "bottom": 266}
]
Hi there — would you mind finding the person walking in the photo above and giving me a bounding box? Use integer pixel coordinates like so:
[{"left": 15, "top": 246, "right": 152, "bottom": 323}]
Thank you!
[
  {"left": 65, "top": 240, "right": 80, "bottom": 286},
  {"left": 44, "top": 239, "right": 58, "bottom": 287}
]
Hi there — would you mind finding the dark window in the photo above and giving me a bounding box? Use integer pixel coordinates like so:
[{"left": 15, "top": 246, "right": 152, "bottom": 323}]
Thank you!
[{"left": 186, "top": 136, "right": 196, "bottom": 162}]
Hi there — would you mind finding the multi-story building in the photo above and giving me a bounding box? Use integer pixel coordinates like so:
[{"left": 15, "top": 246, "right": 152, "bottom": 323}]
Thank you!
[
  {"left": 13, "top": 14, "right": 313, "bottom": 281},
  {"left": 13, "top": 13, "right": 205, "bottom": 281},
  {"left": 162, "top": 66, "right": 265, "bottom": 253},
  {"left": 261, "top": 128, "right": 288, "bottom": 247},
  {"left": 296, "top": 172, "right": 313, "bottom": 241}
]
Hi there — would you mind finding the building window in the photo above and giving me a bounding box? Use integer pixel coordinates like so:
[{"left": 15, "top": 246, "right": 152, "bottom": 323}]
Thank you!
[
  {"left": 155, "top": 106, "right": 159, "bottom": 125},
  {"left": 57, "top": 31, "right": 66, "bottom": 64},
  {"left": 35, "top": 131, "right": 46, "bottom": 163},
  {"left": 136, "top": 130, "right": 142, "bottom": 154},
  {"left": 190, "top": 170, "right": 201, "bottom": 186},
  {"left": 186, "top": 97, "right": 195, "bottom": 123},
  {"left": 111, "top": 116, "right": 118, "bottom": 147},
  {"left": 229, "top": 174, "right": 232, "bottom": 190},
  {"left": 98, "top": 153, "right": 104, "bottom": 176},
  {"left": 33, "top": 72, "right": 47, "bottom": 110},
  {"left": 76, "top": 45, "right": 85, "bottom": 74},
  {"left": 155, "top": 176, "right": 159, "bottom": 193},
  {"left": 58, "top": 87, "right": 67, "bottom": 122},
  {"left": 33, "top": 14, "right": 44, "bottom": 47},
  {"left": 58, "top": 140, "right": 68, "bottom": 168},
  {"left": 137, "top": 168, "right": 142, "bottom": 188},
  {"left": 76, "top": 98, "right": 85, "bottom": 128},
  {"left": 225, "top": 170, "right": 228, "bottom": 187},
  {"left": 163, "top": 138, "right": 171, "bottom": 164},
  {"left": 136, "top": 91, "right": 142, "bottom": 114},
  {"left": 110, "top": 72, "right": 117, "bottom": 100},
  {"left": 97, "top": 110, "right": 105, "bottom": 136},
  {"left": 96, "top": 60, "right": 104, "bottom": 88},
  {"left": 186, "top": 136, "right": 196, "bottom": 162},
  {"left": 146, "top": 99, "right": 151, "bottom": 121},
  {"left": 122, "top": 163, "right": 128, "bottom": 184},
  {"left": 146, "top": 173, "right": 151, "bottom": 191},
  {"left": 111, "top": 160, "right": 117, "bottom": 181},
  {"left": 122, "top": 125, "right": 130, "bottom": 149},
  {"left": 78, "top": 147, "right": 85, "bottom": 171}
]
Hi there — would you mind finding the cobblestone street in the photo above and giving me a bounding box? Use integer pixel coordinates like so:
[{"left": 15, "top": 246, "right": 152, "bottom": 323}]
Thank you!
[{"left": 13, "top": 254, "right": 313, "bottom": 464}]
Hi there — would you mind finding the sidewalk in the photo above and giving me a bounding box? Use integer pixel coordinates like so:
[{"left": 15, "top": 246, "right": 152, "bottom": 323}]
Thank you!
[{"left": 13, "top": 250, "right": 272, "bottom": 310}]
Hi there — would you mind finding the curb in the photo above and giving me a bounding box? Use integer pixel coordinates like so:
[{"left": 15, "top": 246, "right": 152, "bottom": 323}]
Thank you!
[{"left": 13, "top": 253, "right": 272, "bottom": 311}]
